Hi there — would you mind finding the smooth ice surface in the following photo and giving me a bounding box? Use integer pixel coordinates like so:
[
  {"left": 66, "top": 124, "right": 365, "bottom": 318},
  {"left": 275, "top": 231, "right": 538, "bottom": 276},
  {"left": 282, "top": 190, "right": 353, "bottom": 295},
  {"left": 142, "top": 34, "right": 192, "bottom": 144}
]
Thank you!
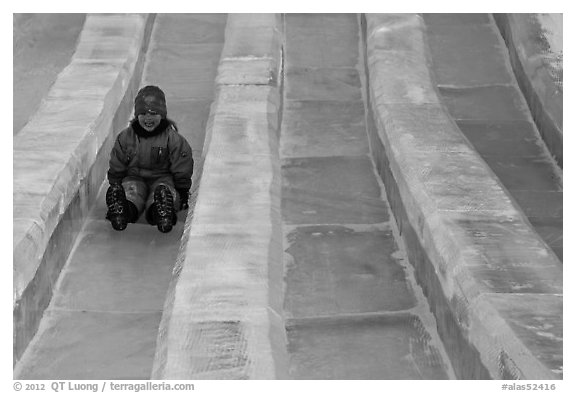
[
  {"left": 51, "top": 221, "right": 181, "bottom": 312},
  {"left": 287, "top": 314, "right": 450, "bottom": 379},
  {"left": 285, "top": 67, "right": 362, "bottom": 102},
  {"left": 16, "top": 310, "right": 162, "bottom": 379},
  {"left": 425, "top": 22, "right": 513, "bottom": 86},
  {"left": 457, "top": 120, "right": 544, "bottom": 157},
  {"left": 282, "top": 156, "right": 390, "bottom": 224},
  {"left": 439, "top": 85, "right": 532, "bottom": 121},
  {"left": 284, "top": 225, "right": 416, "bottom": 317},
  {"left": 280, "top": 100, "right": 369, "bottom": 158}
]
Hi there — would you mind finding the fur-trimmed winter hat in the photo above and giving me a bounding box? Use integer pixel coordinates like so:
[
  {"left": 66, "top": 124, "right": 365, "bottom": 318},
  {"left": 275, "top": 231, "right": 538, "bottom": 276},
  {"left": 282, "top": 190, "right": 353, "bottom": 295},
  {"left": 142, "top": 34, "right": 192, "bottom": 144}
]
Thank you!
[{"left": 134, "top": 85, "right": 167, "bottom": 117}]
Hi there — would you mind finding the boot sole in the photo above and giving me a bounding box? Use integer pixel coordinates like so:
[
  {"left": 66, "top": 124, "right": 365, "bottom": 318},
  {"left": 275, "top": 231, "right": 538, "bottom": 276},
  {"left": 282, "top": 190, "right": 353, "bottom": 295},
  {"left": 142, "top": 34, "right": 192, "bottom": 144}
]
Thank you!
[
  {"left": 106, "top": 185, "right": 129, "bottom": 231},
  {"left": 154, "top": 185, "right": 175, "bottom": 233}
]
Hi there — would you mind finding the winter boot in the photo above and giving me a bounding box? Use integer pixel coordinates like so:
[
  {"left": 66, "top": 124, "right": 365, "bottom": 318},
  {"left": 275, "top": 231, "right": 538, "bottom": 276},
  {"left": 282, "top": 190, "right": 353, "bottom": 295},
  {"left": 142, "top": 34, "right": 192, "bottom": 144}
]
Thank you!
[
  {"left": 105, "top": 183, "right": 130, "bottom": 231},
  {"left": 153, "top": 185, "right": 177, "bottom": 233}
]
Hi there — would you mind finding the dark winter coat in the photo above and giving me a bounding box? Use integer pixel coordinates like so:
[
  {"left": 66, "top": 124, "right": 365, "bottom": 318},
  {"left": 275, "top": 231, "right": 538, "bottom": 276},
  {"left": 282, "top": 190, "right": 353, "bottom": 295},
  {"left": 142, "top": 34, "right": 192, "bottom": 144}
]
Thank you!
[{"left": 107, "top": 119, "right": 194, "bottom": 191}]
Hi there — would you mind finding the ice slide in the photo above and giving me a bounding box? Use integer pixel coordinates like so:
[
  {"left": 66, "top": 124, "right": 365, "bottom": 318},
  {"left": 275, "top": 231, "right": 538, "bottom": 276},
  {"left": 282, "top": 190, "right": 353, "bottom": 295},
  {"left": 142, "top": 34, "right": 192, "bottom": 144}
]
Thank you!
[{"left": 13, "top": 14, "right": 562, "bottom": 379}]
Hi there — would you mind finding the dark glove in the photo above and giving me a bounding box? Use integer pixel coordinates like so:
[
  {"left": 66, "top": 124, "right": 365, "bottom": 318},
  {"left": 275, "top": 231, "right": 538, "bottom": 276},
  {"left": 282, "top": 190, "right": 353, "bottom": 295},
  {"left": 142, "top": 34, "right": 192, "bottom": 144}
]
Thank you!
[{"left": 177, "top": 188, "right": 190, "bottom": 210}]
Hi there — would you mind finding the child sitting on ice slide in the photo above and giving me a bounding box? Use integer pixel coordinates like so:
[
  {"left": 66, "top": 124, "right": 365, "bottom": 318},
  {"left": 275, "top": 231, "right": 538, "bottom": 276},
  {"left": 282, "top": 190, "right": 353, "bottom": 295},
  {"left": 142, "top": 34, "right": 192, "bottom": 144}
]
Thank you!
[{"left": 105, "top": 85, "right": 194, "bottom": 233}]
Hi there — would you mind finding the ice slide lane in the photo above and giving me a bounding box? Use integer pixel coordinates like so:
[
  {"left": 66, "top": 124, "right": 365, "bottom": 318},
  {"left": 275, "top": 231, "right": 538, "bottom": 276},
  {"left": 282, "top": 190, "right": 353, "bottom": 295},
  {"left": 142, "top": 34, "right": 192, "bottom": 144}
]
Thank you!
[
  {"left": 423, "top": 14, "right": 563, "bottom": 262},
  {"left": 280, "top": 14, "right": 454, "bottom": 379},
  {"left": 14, "top": 14, "right": 154, "bottom": 370},
  {"left": 14, "top": 14, "right": 227, "bottom": 379}
]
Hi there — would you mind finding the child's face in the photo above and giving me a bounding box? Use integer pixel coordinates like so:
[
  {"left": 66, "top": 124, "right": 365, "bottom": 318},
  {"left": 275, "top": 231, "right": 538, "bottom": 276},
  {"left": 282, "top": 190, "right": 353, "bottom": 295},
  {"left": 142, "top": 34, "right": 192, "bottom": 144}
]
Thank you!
[{"left": 138, "top": 111, "right": 162, "bottom": 132}]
